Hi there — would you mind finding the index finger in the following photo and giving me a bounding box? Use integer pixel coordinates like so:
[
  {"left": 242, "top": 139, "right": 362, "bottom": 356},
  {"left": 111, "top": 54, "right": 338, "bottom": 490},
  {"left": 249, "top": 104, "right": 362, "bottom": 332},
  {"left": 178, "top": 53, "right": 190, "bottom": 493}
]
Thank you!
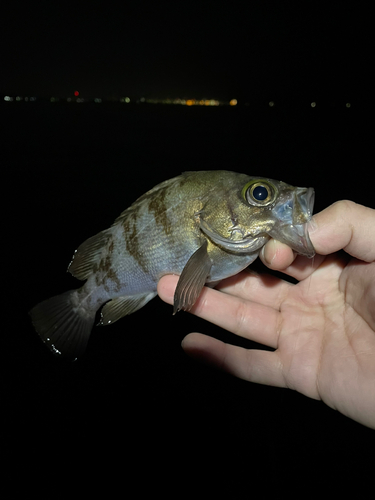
[{"left": 157, "top": 274, "right": 281, "bottom": 349}]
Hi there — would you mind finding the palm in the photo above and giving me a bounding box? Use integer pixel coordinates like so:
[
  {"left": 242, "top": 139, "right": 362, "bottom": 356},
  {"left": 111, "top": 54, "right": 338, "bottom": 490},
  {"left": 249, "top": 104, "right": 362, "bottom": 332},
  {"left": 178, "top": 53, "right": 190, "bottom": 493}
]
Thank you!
[
  {"left": 158, "top": 254, "right": 375, "bottom": 428},
  {"left": 261, "top": 255, "right": 375, "bottom": 417},
  {"left": 158, "top": 201, "right": 375, "bottom": 428}
]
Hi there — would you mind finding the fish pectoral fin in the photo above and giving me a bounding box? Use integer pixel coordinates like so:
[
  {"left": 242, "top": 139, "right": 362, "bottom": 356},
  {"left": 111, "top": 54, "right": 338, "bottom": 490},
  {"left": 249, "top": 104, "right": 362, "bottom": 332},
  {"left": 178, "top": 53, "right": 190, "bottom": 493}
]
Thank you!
[
  {"left": 99, "top": 292, "right": 157, "bottom": 325},
  {"left": 173, "top": 240, "right": 212, "bottom": 314},
  {"left": 68, "top": 229, "right": 112, "bottom": 280}
]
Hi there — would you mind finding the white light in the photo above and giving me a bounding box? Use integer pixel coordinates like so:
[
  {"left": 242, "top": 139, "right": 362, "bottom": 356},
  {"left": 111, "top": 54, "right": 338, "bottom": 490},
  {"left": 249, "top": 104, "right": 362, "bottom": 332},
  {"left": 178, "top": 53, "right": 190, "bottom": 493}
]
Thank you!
[
  {"left": 346, "top": 102, "right": 351, "bottom": 108},
  {"left": 269, "top": 101, "right": 275, "bottom": 107},
  {"left": 311, "top": 102, "right": 316, "bottom": 107},
  {"left": 50, "top": 344, "right": 62, "bottom": 356}
]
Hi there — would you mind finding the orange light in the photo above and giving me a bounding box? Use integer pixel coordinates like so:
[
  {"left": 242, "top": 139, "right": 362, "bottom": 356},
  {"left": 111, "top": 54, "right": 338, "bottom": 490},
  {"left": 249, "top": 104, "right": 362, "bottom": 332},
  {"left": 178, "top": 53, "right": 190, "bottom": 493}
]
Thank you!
[
  {"left": 186, "top": 99, "right": 193, "bottom": 106},
  {"left": 229, "top": 99, "right": 237, "bottom": 106}
]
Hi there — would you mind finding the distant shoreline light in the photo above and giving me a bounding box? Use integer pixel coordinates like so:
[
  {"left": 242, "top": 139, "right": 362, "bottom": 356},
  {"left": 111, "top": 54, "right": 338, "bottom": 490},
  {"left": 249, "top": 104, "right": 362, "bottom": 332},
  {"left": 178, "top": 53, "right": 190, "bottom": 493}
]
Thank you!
[
  {"left": 2, "top": 95, "right": 233, "bottom": 106},
  {"left": 2, "top": 95, "right": 353, "bottom": 108}
]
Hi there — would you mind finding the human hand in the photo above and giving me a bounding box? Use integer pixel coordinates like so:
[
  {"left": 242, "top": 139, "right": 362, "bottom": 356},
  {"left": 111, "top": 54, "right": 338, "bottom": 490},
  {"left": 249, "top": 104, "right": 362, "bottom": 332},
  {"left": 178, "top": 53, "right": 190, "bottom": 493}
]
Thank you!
[{"left": 157, "top": 201, "right": 375, "bottom": 428}]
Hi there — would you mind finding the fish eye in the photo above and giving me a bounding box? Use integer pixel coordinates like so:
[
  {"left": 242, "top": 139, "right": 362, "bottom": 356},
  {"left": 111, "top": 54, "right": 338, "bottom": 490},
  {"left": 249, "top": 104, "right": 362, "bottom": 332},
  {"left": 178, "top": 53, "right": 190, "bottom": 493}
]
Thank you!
[
  {"left": 252, "top": 185, "right": 269, "bottom": 201},
  {"left": 242, "top": 180, "right": 277, "bottom": 207}
]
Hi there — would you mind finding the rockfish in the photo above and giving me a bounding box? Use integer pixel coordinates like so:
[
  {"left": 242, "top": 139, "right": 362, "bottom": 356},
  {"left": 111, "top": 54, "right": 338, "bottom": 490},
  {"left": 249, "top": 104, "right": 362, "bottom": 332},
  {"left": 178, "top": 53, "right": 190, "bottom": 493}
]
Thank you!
[{"left": 30, "top": 170, "right": 315, "bottom": 359}]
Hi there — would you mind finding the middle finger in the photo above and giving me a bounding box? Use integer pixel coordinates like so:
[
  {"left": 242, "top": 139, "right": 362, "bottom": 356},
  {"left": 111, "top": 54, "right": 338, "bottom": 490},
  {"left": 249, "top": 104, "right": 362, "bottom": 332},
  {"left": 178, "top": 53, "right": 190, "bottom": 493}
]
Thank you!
[{"left": 190, "top": 284, "right": 281, "bottom": 349}]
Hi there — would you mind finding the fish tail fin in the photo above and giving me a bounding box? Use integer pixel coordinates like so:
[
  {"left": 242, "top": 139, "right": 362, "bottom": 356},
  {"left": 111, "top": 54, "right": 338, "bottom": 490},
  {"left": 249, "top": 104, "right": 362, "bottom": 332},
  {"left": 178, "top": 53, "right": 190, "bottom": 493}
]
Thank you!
[{"left": 29, "top": 290, "right": 95, "bottom": 360}]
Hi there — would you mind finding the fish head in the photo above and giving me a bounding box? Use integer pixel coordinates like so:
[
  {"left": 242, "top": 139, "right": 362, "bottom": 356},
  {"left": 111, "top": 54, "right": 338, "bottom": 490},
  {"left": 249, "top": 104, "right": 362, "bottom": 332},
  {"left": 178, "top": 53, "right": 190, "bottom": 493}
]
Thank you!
[{"left": 198, "top": 173, "right": 315, "bottom": 258}]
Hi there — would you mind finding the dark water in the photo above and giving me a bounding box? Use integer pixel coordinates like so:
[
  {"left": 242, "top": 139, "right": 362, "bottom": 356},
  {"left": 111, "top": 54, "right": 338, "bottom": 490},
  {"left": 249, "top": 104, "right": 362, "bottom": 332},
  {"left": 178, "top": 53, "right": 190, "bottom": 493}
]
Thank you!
[{"left": 2, "top": 102, "right": 374, "bottom": 468}]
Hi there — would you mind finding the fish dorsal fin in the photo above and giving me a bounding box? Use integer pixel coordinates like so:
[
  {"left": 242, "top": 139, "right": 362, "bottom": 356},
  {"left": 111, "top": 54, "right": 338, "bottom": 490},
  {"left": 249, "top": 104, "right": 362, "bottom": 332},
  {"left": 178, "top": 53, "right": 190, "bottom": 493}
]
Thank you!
[
  {"left": 68, "top": 229, "right": 112, "bottom": 280},
  {"left": 173, "top": 240, "right": 212, "bottom": 314},
  {"left": 99, "top": 292, "right": 157, "bottom": 325}
]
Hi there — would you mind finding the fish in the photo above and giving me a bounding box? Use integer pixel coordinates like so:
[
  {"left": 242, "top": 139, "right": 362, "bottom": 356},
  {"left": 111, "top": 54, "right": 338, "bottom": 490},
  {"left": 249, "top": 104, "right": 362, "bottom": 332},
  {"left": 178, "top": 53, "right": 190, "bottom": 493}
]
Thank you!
[{"left": 29, "top": 170, "right": 315, "bottom": 359}]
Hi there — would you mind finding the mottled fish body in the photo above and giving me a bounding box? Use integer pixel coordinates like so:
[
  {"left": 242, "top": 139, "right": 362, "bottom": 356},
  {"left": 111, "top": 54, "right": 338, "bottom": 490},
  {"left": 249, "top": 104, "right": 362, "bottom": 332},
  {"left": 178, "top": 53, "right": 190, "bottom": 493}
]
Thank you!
[{"left": 30, "top": 170, "right": 315, "bottom": 359}]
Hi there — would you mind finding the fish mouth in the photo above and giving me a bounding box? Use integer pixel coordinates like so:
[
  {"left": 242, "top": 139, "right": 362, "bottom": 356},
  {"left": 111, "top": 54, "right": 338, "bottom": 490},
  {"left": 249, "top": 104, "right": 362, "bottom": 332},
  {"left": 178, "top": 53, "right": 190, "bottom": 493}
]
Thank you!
[
  {"left": 293, "top": 187, "right": 315, "bottom": 225},
  {"left": 270, "top": 187, "right": 316, "bottom": 258},
  {"left": 286, "top": 220, "right": 315, "bottom": 258}
]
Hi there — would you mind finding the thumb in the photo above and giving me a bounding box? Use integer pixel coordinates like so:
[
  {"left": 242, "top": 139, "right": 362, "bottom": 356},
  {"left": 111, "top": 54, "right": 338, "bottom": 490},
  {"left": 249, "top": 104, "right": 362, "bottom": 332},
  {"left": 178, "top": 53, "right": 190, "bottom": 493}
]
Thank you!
[{"left": 308, "top": 200, "right": 375, "bottom": 262}]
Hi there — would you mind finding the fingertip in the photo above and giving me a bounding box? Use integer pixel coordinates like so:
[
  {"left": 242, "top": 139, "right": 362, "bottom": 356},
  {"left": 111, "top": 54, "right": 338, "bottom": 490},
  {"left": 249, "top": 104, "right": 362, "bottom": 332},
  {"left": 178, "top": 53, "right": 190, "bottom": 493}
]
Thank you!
[
  {"left": 260, "top": 239, "right": 295, "bottom": 270},
  {"left": 157, "top": 274, "right": 179, "bottom": 304},
  {"left": 182, "top": 333, "right": 224, "bottom": 367},
  {"left": 181, "top": 332, "right": 202, "bottom": 351}
]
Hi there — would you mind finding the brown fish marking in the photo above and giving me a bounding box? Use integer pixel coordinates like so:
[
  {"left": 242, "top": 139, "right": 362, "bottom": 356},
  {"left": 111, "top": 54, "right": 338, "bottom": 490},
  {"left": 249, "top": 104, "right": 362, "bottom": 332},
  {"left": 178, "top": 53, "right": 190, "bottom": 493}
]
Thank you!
[
  {"left": 148, "top": 185, "right": 173, "bottom": 236},
  {"left": 122, "top": 209, "right": 150, "bottom": 274},
  {"left": 93, "top": 239, "right": 122, "bottom": 292},
  {"left": 121, "top": 180, "right": 184, "bottom": 272}
]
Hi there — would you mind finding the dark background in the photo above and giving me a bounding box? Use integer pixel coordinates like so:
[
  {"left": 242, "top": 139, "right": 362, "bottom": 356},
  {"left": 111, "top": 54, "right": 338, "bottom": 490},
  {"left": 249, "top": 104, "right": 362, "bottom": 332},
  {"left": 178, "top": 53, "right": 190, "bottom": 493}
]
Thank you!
[{"left": 2, "top": 0, "right": 374, "bottom": 484}]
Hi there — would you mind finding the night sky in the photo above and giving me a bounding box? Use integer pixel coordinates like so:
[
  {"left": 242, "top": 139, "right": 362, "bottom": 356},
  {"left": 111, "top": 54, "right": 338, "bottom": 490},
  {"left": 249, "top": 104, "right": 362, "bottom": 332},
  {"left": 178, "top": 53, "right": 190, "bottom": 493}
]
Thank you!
[{"left": 2, "top": 2, "right": 371, "bottom": 101}]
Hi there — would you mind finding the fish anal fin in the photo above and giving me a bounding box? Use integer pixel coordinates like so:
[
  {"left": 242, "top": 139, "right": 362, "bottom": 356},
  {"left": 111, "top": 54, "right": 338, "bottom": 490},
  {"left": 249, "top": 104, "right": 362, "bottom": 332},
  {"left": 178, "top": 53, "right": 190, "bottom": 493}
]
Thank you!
[
  {"left": 68, "top": 229, "right": 111, "bottom": 280},
  {"left": 100, "top": 292, "right": 157, "bottom": 325},
  {"left": 173, "top": 240, "right": 212, "bottom": 314}
]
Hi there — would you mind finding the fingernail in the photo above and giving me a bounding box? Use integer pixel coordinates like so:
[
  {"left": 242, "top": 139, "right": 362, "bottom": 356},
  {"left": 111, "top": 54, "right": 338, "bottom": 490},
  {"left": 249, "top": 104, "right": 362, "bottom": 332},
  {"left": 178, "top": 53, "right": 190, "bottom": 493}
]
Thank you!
[{"left": 261, "top": 242, "right": 274, "bottom": 266}]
